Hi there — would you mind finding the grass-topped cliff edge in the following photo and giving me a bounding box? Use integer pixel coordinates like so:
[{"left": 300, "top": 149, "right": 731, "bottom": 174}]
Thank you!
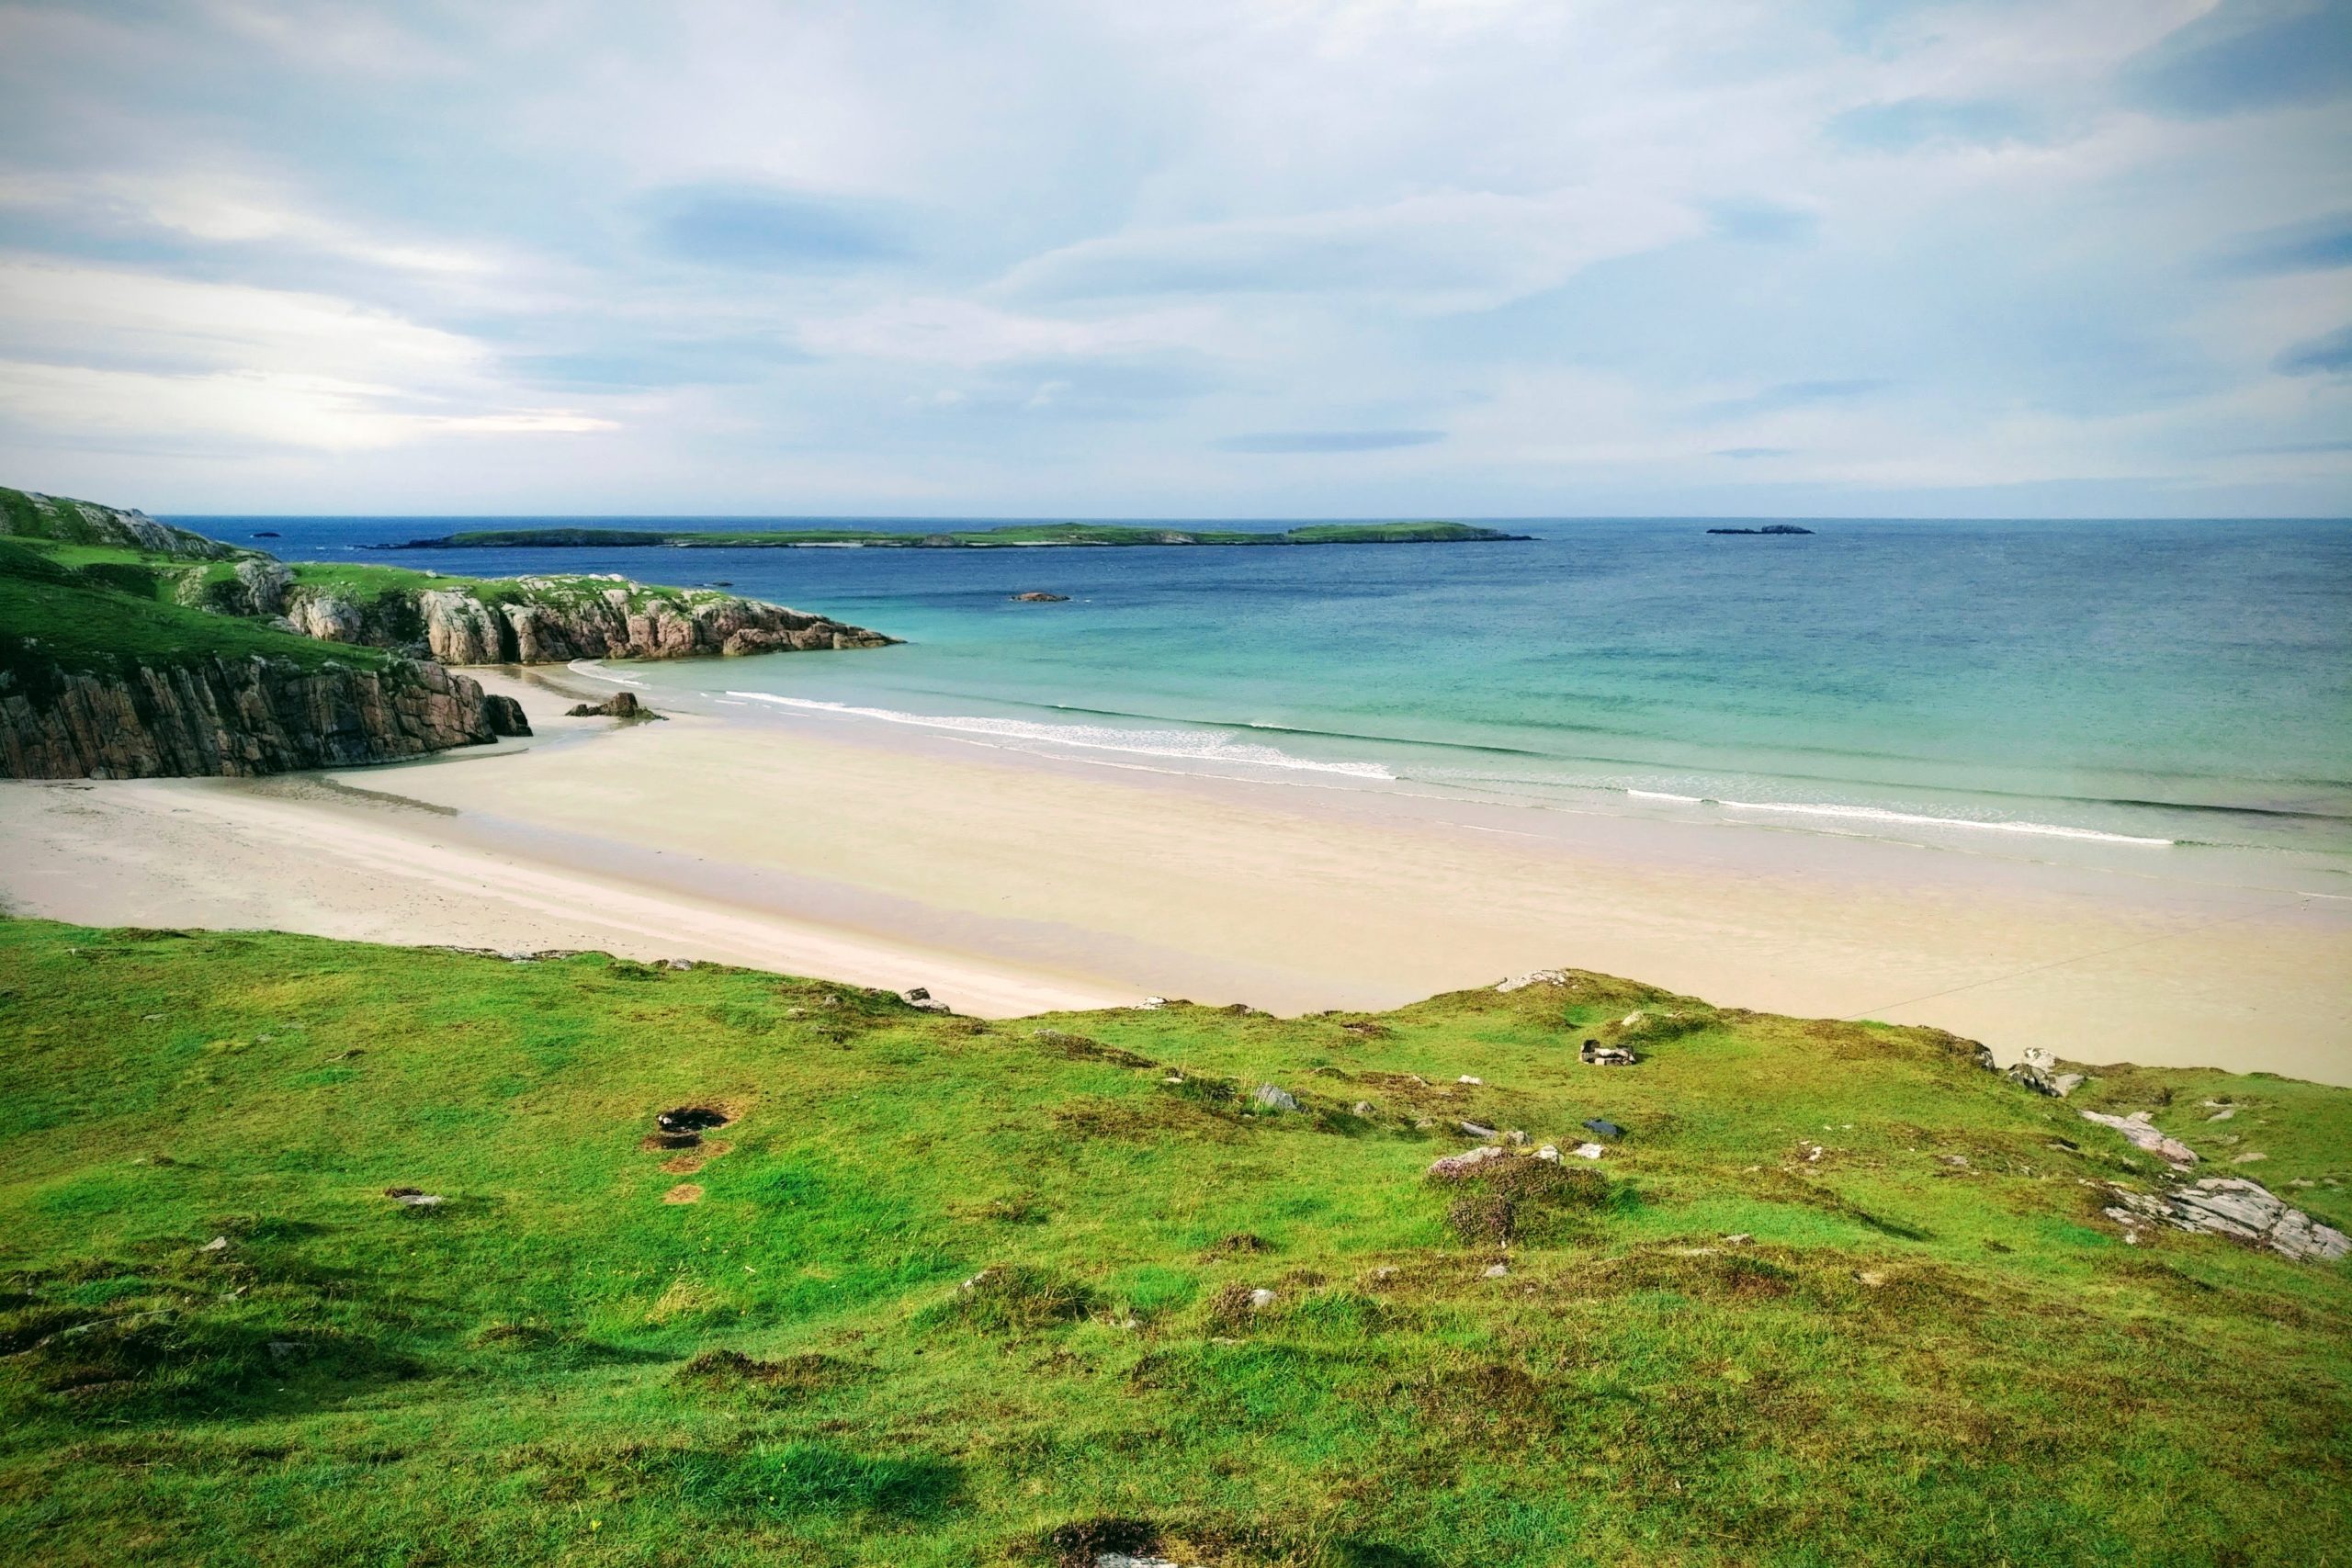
[
  {"left": 1, "top": 919, "right": 2344, "bottom": 1565},
  {"left": 0, "top": 485, "right": 894, "bottom": 679}
]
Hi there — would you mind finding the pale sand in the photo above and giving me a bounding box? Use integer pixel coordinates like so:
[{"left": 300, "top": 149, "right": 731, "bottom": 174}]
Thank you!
[{"left": 2, "top": 669, "right": 2346, "bottom": 1082}]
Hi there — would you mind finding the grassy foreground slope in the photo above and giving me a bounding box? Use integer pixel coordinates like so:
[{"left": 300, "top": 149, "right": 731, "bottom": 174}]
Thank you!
[
  {"left": 0, "top": 921, "right": 2346, "bottom": 1566},
  {"left": 390, "top": 521, "right": 1528, "bottom": 549}
]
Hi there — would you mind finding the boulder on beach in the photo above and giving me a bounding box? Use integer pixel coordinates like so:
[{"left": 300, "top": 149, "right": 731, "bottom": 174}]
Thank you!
[{"left": 566, "top": 692, "right": 661, "bottom": 721}]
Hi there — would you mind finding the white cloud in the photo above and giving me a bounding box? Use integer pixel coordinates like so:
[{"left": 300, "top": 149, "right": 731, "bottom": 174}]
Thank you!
[{"left": 0, "top": 262, "right": 616, "bottom": 450}]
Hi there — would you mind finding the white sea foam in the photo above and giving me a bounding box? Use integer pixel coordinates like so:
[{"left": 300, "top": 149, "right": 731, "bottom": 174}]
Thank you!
[
  {"left": 567, "top": 660, "right": 646, "bottom": 688},
  {"left": 1651, "top": 792, "right": 2173, "bottom": 847},
  {"left": 723, "top": 693, "right": 1396, "bottom": 779}
]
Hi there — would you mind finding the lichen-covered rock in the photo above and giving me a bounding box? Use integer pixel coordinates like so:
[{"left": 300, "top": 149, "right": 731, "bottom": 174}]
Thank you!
[
  {"left": 2007, "top": 1046, "right": 2088, "bottom": 1098},
  {"left": 0, "top": 655, "right": 529, "bottom": 778},
  {"left": 2104, "top": 1178, "right": 2350, "bottom": 1263},
  {"left": 402, "top": 581, "right": 891, "bottom": 665},
  {"left": 2081, "top": 1110, "right": 2199, "bottom": 1168},
  {"left": 232, "top": 558, "right": 293, "bottom": 615},
  {"left": 286, "top": 591, "right": 366, "bottom": 644},
  {"left": 1428, "top": 1145, "right": 1510, "bottom": 1179}
]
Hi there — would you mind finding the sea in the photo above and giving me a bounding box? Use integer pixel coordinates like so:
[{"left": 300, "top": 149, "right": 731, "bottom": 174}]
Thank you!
[{"left": 172, "top": 514, "right": 2352, "bottom": 899}]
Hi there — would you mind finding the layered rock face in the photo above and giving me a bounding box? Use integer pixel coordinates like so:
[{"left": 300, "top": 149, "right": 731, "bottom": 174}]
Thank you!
[
  {"left": 0, "top": 656, "right": 529, "bottom": 780},
  {"left": 412, "top": 585, "right": 893, "bottom": 665}
]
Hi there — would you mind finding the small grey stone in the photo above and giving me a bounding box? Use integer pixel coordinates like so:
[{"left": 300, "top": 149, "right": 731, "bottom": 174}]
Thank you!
[{"left": 1253, "top": 1084, "right": 1300, "bottom": 1112}]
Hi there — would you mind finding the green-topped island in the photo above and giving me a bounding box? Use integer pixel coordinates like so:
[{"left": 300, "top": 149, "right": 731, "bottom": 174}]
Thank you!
[{"left": 375, "top": 520, "right": 1532, "bottom": 550}]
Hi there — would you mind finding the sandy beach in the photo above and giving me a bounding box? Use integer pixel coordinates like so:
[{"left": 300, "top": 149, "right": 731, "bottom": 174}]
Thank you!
[{"left": 3, "top": 667, "right": 2346, "bottom": 1083}]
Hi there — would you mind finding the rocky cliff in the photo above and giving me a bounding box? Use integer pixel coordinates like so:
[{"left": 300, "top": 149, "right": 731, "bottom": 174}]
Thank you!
[
  {"left": 0, "top": 655, "right": 529, "bottom": 780},
  {"left": 408, "top": 581, "right": 895, "bottom": 664},
  {"left": 190, "top": 566, "right": 894, "bottom": 665}
]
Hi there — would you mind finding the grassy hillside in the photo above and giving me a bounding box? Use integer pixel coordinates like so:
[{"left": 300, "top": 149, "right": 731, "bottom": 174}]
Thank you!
[
  {"left": 0, "top": 486, "right": 239, "bottom": 560},
  {"left": 0, "top": 919, "right": 2344, "bottom": 1565},
  {"left": 387, "top": 521, "right": 1529, "bottom": 549},
  {"left": 0, "top": 542, "right": 389, "bottom": 680}
]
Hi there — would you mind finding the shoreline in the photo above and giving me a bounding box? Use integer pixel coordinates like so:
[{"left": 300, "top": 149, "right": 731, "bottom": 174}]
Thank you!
[{"left": 2, "top": 664, "right": 2346, "bottom": 1083}]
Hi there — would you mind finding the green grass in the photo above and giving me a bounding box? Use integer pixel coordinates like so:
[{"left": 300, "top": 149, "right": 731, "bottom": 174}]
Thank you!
[
  {"left": 391, "top": 521, "right": 1530, "bottom": 549},
  {"left": 0, "top": 486, "right": 233, "bottom": 559},
  {"left": 1, "top": 919, "right": 2345, "bottom": 1565},
  {"left": 0, "top": 544, "right": 389, "bottom": 680}
]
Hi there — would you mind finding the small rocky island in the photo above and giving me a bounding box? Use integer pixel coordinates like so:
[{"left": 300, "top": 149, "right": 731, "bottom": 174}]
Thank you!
[{"left": 1706, "top": 524, "right": 1815, "bottom": 535}]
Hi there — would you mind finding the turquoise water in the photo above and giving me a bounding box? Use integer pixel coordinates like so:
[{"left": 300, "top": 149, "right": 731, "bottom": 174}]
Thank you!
[{"left": 183, "top": 515, "right": 2352, "bottom": 888}]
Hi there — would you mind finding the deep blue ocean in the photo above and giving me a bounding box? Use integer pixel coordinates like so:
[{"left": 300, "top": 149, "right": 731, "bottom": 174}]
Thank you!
[{"left": 173, "top": 514, "right": 2352, "bottom": 891}]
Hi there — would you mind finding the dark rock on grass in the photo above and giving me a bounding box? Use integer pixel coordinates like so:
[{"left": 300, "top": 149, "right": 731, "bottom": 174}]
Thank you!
[
  {"left": 565, "top": 691, "right": 662, "bottom": 721},
  {"left": 1583, "top": 1118, "right": 1624, "bottom": 1140},
  {"left": 1580, "top": 1040, "right": 1636, "bottom": 1066},
  {"left": 657, "top": 1107, "right": 729, "bottom": 1134}
]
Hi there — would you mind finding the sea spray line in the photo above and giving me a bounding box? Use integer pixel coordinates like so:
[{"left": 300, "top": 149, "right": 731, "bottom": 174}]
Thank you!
[
  {"left": 724, "top": 693, "right": 1396, "bottom": 779},
  {"left": 567, "top": 660, "right": 647, "bottom": 688},
  {"left": 1630, "top": 789, "right": 2174, "bottom": 847}
]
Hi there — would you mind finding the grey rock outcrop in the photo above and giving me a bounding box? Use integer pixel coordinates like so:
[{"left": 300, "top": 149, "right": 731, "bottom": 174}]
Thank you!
[
  {"left": 2007, "top": 1046, "right": 2088, "bottom": 1098},
  {"left": 286, "top": 591, "right": 367, "bottom": 644},
  {"left": 0, "top": 655, "right": 530, "bottom": 779},
  {"left": 2081, "top": 1110, "right": 2199, "bottom": 1168},
  {"left": 407, "top": 582, "right": 893, "bottom": 665},
  {"left": 2104, "top": 1179, "right": 2351, "bottom": 1263}
]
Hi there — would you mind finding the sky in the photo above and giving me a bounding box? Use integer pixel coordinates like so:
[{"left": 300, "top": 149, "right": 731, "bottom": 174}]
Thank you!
[{"left": 0, "top": 0, "right": 2347, "bottom": 518}]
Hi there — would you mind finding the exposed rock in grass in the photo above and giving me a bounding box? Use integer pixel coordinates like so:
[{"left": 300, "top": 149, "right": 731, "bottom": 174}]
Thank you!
[
  {"left": 1037, "top": 1517, "right": 1161, "bottom": 1567},
  {"left": 383, "top": 1189, "right": 445, "bottom": 1207},
  {"left": 1252, "top": 1084, "right": 1299, "bottom": 1112},
  {"left": 1583, "top": 1118, "right": 1624, "bottom": 1139},
  {"left": 2081, "top": 1110, "right": 2198, "bottom": 1168},
  {"left": 1572, "top": 1143, "right": 1605, "bottom": 1160},
  {"left": 1494, "top": 968, "right": 1570, "bottom": 992},
  {"left": 1580, "top": 1040, "right": 1636, "bottom": 1066},
  {"left": 1458, "top": 1121, "right": 1498, "bottom": 1139},
  {"left": 1428, "top": 1145, "right": 1509, "bottom": 1179},
  {"left": 2007, "top": 1046, "right": 2088, "bottom": 1098},
  {"left": 2104, "top": 1179, "right": 2350, "bottom": 1262},
  {"left": 657, "top": 1107, "right": 729, "bottom": 1134}
]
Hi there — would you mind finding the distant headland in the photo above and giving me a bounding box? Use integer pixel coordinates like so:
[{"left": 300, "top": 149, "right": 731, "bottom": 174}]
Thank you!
[
  {"left": 1705, "top": 524, "right": 1815, "bottom": 536},
  {"left": 371, "top": 521, "right": 1532, "bottom": 551}
]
